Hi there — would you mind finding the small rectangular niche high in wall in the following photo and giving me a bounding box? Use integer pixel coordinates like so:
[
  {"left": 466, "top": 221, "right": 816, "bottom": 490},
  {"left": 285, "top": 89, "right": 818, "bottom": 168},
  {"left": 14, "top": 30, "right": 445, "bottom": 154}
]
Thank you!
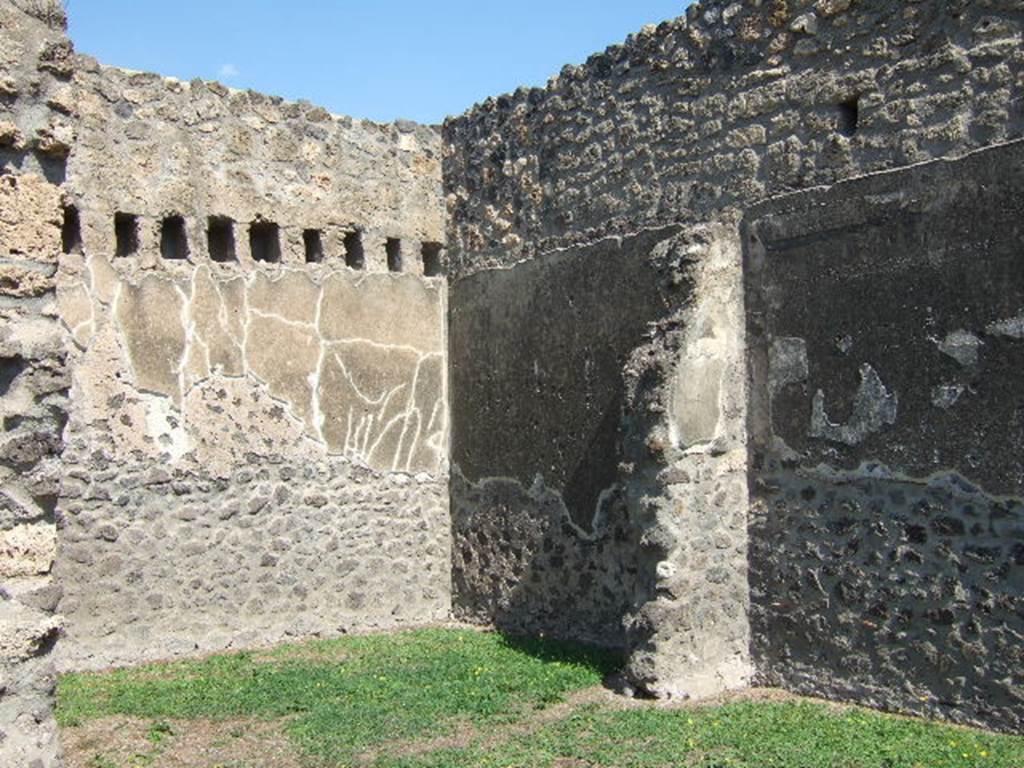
[
  {"left": 421, "top": 242, "right": 443, "bottom": 277},
  {"left": 207, "top": 217, "right": 236, "bottom": 262},
  {"left": 304, "top": 229, "right": 324, "bottom": 263},
  {"left": 344, "top": 230, "right": 365, "bottom": 270},
  {"left": 160, "top": 215, "right": 189, "bottom": 260},
  {"left": 386, "top": 238, "right": 403, "bottom": 272},
  {"left": 249, "top": 220, "right": 281, "bottom": 263},
  {"left": 114, "top": 213, "right": 139, "bottom": 257},
  {"left": 61, "top": 205, "right": 82, "bottom": 255},
  {"left": 837, "top": 96, "right": 860, "bottom": 137}
]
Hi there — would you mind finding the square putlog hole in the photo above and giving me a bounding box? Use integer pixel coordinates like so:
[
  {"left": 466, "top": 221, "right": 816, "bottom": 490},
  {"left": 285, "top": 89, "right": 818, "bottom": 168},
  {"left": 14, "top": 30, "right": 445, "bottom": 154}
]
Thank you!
[
  {"left": 304, "top": 229, "right": 324, "bottom": 263},
  {"left": 249, "top": 220, "right": 281, "bottom": 263},
  {"left": 160, "top": 215, "right": 189, "bottom": 260},
  {"left": 207, "top": 216, "right": 236, "bottom": 263},
  {"left": 114, "top": 212, "right": 139, "bottom": 257}
]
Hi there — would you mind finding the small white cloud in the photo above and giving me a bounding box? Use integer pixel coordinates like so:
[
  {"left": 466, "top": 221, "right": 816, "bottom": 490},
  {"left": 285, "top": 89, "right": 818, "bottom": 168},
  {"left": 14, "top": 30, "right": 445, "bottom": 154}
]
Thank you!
[{"left": 218, "top": 63, "right": 239, "bottom": 79}]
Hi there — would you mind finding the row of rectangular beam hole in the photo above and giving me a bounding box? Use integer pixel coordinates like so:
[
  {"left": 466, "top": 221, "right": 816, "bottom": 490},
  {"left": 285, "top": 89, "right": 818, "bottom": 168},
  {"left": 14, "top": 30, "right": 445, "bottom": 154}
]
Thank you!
[{"left": 59, "top": 208, "right": 444, "bottom": 273}]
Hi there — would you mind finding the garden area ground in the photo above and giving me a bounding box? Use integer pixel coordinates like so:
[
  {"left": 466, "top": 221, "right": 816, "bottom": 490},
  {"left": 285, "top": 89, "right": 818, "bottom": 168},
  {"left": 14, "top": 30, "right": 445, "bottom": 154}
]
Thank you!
[{"left": 58, "top": 627, "right": 1024, "bottom": 768}]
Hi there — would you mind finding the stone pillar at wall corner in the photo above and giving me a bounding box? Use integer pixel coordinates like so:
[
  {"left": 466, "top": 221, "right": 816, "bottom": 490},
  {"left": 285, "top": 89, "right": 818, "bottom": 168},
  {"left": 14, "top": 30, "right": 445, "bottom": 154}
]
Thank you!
[
  {"left": 0, "top": 5, "right": 75, "bottom": 760},
  {"left": 621, "top": 220, "right": 754, "bottom": 702},
  {"left": 0, "top": 175, "right": 68, "bottom": 764}
]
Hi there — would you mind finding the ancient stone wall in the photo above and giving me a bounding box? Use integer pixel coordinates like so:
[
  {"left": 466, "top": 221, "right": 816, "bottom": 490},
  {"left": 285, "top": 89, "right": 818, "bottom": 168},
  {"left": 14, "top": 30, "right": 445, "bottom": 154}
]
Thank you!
[
  {"left": 745, "top": 140, "right": 1024, "bottom": 733},
  {"left": 48, "top": 30, "right": 451, "bottom": 671},
  {"left": 0, "top": 1, "right": 70, "bottom": 764},
  {"left": 1, "top": 0, "right": 1021, "bottom": 747},
  {"left": 65, "top": 59, "right": 444, "bottom": 274},
  {"left": 449, "top": 227, "right": 680, "bottom": 648},
  {"left": 445, "top": 0, "right": 1024, "bottom": 274},
  {"left": 54, "top": 263, "right": 450, "bottom": 671},
  {"left": 443, "top": 0, "right": 1024, "bottom": 715}
]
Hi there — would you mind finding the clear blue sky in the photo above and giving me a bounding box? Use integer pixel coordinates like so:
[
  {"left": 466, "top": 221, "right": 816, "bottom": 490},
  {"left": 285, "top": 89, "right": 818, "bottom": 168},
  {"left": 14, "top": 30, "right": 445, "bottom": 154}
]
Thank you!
[{"left": 66, "top": 1, "right": 689, "bottom": 125}]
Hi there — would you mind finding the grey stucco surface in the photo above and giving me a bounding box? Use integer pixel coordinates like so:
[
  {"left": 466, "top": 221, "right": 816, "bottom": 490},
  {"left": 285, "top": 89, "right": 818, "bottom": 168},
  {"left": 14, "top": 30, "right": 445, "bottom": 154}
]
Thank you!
[
  {"left": 450, "top": 227, "right": 677, "bottom": 530},
  {"left": 745, "top": 140, "right": 1024, "bottom": 733},
  {"left": 449, "top": 228, "right": 683, "bottom": 645}
]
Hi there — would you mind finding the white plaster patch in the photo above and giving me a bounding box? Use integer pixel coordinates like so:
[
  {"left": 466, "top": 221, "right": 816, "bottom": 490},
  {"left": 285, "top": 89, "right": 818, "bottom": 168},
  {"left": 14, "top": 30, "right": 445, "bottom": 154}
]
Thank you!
[
  {"left": 656, "top": 560, "right": 678, "bottom": 580},
  {"left": 931, "top": 383, "right": 965, "bottom": 410},
  {"left": 398, "top": 133, "right": 419, "bottom": 152},
  {"left": 56, "top": 279, "right": 94, "bottom": 349},
  {"left": 985, "top": 312, "right": 1024, "bottom": 340},
  {"left": 810, "top": 363, "right": 898, "bottom": 446},
  {"left": 768, "top": 337, "right": 808, "bottom": 395},
  {"left": 142, "top": 393, "right": 192, "bottom": 460},
  {"left": 667, "top": 230, "right": 745, "bottom": 451},
  {"left": 937, "top": 329, "right": 983, "bottom": 366}
]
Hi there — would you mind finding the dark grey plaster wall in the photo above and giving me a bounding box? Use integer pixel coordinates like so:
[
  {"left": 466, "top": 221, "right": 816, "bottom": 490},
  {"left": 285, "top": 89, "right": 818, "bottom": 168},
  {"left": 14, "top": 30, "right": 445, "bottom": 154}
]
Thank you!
[
  {"left": 745, "top": 140, "right": 1024, "bottom": 733},
  {"left": 444, "top": 0, "right": 1024, "bottom": 710},
  {"left": 449, "top": 227, "right": 684, "bottom": 646},
  {"left": 451, "top": 227, "right": 678, "bottom": 528}
]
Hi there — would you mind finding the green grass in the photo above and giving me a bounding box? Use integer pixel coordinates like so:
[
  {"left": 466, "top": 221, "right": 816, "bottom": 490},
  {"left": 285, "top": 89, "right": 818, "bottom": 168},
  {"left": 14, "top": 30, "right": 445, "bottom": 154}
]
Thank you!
[
  {"left": 379, "top": 701, "right": 1024, "bottom": 768},
  {"left": 58, "top": 628, "right": 618, "bottom": 765},
  {"left": 58, "top": 628, "right": 1024, "bottom": 768}
]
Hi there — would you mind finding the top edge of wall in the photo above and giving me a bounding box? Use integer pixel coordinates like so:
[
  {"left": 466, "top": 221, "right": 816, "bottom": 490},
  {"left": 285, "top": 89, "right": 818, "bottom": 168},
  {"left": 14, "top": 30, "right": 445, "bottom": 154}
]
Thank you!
[
  {"left": 444, "top": 0, "right": 866, "bottom": 126},
  {"left": 71, "top": 54, "right": 440, "bottom": 139},
  {"left": 7, "top": 0, "right": 66, "bottom": 32}
]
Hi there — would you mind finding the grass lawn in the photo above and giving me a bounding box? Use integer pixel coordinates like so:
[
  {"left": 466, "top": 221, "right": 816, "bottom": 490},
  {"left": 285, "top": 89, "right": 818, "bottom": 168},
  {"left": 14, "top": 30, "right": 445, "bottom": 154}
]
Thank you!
[{"left": 58, "top": 627, "right": 1024, "bottom": 768}]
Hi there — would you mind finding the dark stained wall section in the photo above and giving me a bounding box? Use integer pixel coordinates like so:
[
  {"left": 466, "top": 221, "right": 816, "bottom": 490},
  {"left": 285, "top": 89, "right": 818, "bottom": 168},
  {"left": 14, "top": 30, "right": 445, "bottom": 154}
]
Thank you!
[
  {"left": 444, "top": 0, "right": 1024, "bottom": 724},
  {"left": 449, "top": 227, "right": 683, "bottom": 644},
  {"left": 745, "top": 140, "right": 1024, "bottom": 733},
  {"left": 450, "top": 226, "right": 678, "bottom": 530}
]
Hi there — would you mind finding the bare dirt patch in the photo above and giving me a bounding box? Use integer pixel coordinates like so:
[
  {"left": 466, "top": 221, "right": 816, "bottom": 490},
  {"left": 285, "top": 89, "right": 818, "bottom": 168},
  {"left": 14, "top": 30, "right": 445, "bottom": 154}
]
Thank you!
[
  {"left": 62, "top": 715, "right": 304, "bottom": 768},
  {"left": 355, "top": 685, "right": 826, "bottom": 765},
  {"left": 351, "top": 684, "right": 674, "bottom": 764}
]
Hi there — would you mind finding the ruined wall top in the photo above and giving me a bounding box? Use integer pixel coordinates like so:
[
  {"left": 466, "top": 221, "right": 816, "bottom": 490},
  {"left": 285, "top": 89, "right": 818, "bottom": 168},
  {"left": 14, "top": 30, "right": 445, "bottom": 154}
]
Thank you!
[
  {"left": 55, "top": 20, "right": 445, "bottom": 275},
  {"left": 0, "top": 0, "right": 74, "bottom": 187},
  {"left": 443, "top": 0, "right": 1024, "bottom": 277},
  {"left": 2, "top": 0, "right": 450, "bottom": 277},
  {"left": 7, "top": 0, "right": 64, "bottom": 30}
]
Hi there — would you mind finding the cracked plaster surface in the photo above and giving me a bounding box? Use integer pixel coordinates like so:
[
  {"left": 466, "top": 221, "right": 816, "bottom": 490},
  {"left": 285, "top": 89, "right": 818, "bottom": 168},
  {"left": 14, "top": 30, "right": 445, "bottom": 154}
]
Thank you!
[{"left": 58, "top": 257, "right": 447, "bottom": 477}]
